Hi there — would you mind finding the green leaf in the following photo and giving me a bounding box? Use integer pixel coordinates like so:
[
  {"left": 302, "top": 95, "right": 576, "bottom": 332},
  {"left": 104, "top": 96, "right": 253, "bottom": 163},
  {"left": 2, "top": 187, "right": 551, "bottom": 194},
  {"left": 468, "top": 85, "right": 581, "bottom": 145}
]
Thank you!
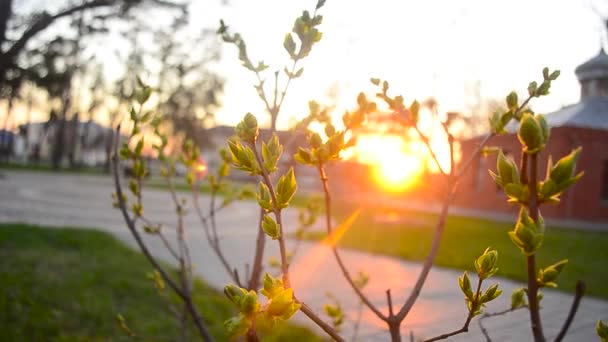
[
  {"left": 458, "top": 271, "right": 474, "bottom": 301},
  {"left": 518, "top": 113, "right": 544, "bottom": 153},
  {"left": 315, "top": 0, "right": 326, "bottom": 10},
  {"left": 235, "top": 113, "right": 259, "bottom": 143},
  {"left": 224, "top": 314, "right": 251, "bottom": 337},
  {"left": 506, "top": 91, "right": 518, "bottom": 110},
  {"left": 511, "top": 288, "right": 527, "bottom": 309},
  {"left": 256, "top": 182, "right": 273, "bottom": 211},
  {"left": 479, "top": 283, "right": 502, "bottom": 303},
  {"left": 537, "top": 259, "right": 568, "bottom": 288},
  {"left": 294, "top": 147, "right": 313, "bottom": 165},
  {"left": 284, "top": 33, "right": 296, "bottom": 59},
  {"left": 597, "top": 320, "right": 608, "bottom": 341},
  {"left": 475, "top": 248, "right": 499, "bottom": 280},
  {"left": 528, "top": 81, "right": 538, "bottom": 97},
  {"left": 276, "top": 167, "right": 297, "bottom": 209},
  {"left": 262, "top": 214, "right": 280, "bottom": 239},
  {"left": 550, "top": 147, "right": 582, "bottom": 185}
]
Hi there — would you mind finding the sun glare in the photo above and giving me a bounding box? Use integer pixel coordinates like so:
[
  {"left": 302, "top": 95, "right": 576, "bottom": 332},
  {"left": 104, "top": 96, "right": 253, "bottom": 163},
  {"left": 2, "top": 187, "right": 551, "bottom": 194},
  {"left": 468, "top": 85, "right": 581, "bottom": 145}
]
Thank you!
[{"left": 353, "top": 134, "right": 425, "bottom": 192}]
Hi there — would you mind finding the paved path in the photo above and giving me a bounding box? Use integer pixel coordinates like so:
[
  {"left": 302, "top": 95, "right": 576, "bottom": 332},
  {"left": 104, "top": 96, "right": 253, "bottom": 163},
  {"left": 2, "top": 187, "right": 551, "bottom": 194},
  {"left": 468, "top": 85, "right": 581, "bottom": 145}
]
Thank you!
[{"left": 0, "top": 170, "right": 606, "bottom": 341}]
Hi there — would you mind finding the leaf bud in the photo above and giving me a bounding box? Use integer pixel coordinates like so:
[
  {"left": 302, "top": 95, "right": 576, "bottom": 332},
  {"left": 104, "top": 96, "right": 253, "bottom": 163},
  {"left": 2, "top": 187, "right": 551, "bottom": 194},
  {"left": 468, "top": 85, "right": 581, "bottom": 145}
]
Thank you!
[
  {"left": 475, "top": 248, "right": 499, "bottom": 280},
  {"left": 511, "top": 288, "right": 527, "bottom": 309},
  {"left": 262, "top": 214, "right": 280, "bottom": 239},
  {"left": 235, "top": 113, "right": 259, "bottom": 143},
  {"left": 518, "top": 113, "right": 545, "bottom": 153}
]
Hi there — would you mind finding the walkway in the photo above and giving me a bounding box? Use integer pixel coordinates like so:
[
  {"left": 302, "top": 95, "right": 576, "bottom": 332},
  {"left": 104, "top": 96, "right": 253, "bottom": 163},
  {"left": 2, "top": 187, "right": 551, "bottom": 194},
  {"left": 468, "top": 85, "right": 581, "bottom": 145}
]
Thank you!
[{"left": 0, "top": 170, "right": 605, "bottom": 341}]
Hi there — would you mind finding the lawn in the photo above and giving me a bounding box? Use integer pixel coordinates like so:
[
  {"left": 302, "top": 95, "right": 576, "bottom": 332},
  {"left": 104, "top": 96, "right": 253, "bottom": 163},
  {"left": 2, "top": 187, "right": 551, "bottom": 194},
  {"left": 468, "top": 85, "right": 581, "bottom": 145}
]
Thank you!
[
  {"left": 0, "top": 223, "right": 321, "bottom": 341},
  {"left": 303, "top": 205, "right": 608, "bottom": 299}
]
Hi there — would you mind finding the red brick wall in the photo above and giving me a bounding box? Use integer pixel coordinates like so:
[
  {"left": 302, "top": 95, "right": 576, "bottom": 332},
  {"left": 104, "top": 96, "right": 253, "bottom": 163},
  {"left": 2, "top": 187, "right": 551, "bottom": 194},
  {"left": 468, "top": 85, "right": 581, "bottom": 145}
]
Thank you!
[{"left": 454, "top": 127, "right": 608, "bottom": 222}]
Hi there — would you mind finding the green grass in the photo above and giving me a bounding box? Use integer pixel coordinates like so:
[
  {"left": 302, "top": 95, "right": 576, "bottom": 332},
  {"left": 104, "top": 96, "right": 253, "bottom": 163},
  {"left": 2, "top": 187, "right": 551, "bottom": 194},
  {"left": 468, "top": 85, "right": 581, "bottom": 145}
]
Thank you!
[
  {"left": 303, "top": 205, "right": 608, "bottom": 299},
  {"left": 0, "top": 223, "right": 322, "bottom": 341}
]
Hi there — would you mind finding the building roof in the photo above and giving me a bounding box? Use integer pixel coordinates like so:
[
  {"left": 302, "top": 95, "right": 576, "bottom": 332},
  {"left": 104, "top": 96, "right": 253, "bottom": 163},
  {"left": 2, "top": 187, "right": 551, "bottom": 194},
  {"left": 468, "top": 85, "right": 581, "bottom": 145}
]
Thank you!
[
  {"left": 503, "top": 97, "right": 608, "bottom": 133},
  {"left": 575, "top": 48, "right": 608, "bottom": 81},
  {"left": 541, "top": 96, "right": 608, "bottom": 130}
]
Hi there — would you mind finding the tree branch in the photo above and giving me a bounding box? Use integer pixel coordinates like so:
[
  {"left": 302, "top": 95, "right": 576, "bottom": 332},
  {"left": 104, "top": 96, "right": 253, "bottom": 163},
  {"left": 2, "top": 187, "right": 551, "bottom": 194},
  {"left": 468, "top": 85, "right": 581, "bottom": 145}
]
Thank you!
[
  {"left": 554, "top": 281, "right": 586, "bottom": 342},
  {"left": 318, "top": 165, "right": 389, "bottom": 322},
  {"left": 111, "top": 126, "right": 214, "bottom": 342},
  {"left": 527, "top": 153, "right": 545, "bottom": 342}
]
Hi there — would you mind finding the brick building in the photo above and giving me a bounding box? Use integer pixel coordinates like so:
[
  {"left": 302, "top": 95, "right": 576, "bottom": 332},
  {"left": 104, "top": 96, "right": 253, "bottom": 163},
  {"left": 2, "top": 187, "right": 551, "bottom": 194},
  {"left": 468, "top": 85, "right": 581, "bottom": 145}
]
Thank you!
[{"left": 455, "top": 50, "right": 608, "bottom": 223}]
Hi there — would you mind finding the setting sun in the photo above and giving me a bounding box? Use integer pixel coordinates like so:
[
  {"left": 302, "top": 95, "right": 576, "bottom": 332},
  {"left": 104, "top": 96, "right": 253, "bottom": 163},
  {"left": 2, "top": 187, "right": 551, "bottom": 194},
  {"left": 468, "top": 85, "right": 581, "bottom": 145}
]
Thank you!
[{"left": 352, "top": 134, "right": 425, "bottom": 192}]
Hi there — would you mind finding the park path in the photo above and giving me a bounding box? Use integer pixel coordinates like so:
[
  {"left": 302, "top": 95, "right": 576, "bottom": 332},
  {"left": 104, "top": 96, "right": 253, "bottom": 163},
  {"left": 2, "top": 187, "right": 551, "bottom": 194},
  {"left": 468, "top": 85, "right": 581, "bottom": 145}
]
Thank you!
[{"left": 0, "top": 170, "right": 606, "bottom": 341}]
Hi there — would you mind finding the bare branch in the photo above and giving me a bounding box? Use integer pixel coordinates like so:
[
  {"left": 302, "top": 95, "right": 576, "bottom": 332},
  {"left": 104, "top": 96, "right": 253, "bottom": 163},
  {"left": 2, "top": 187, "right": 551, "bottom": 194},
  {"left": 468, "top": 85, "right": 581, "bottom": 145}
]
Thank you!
[
  {"left": 299, "top": 301, "right": 345, "bottom": 342},
  {"left": 318, "top": 165, "right": 389, "bottom": 322},
  {"left": 554, "top": 281, "right": 586, "bottom": 342},
  {"left": 111, "top": 126, "right": 214, "bottom": 342}
]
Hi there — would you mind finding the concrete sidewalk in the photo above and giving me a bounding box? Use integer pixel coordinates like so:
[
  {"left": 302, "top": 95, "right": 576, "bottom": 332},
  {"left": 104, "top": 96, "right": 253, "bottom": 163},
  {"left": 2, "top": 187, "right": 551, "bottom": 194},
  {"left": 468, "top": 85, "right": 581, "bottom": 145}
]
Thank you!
[{"left": 0, "top": 170, "right": 606, "bottom": 341}]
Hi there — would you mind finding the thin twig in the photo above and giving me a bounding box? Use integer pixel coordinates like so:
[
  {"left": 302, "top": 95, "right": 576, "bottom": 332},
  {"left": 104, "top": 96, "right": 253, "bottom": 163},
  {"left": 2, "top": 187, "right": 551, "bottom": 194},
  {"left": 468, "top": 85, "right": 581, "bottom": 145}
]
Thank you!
[
  {"left": 248, "top": 208, "right": 266, "bottom": 290},
  {"left": 395, "top": 187, "right": 455, "bottom": 321},
  {"left": 554, "top": 281, "right": 586, "bottom": 342},
  {"left": 191, "top": 184, "right": 241, "bottom": 286},
  {"left": 299, "top": 301, "right": 346, "bottom": 342},
  {"left": 478, "top": 305, "right": 529, "bottom": 342},
  {"left": 421, "top": 273, "right": 483, "bottom": 342},
  {"left": 111, "top": 127, "right": 214, "bottom": 342},
  {"left": 251, "top": 143, "right": 291, "bottom": 287},
  {"left": 413, "top": 126, "right": 447, "bottom": 177},
  {"left": 318, "top": 165, "right": 389, "bottom": 322}
]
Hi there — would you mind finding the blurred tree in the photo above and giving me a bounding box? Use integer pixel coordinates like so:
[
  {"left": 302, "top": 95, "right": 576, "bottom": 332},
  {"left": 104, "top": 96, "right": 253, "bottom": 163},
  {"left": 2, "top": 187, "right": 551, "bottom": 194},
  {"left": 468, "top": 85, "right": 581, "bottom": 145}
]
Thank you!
[
  {"left": 0, "top": 0, "right": 185, "bottom": 95},
  {"left": 153, "top": 13, "right": 223, "bottom": 150}
]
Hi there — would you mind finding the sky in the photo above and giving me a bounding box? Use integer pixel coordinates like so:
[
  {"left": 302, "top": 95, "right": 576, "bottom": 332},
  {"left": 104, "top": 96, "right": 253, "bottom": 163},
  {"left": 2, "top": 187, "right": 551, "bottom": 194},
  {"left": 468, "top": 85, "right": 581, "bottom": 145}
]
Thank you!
[
  {"left": 5, "top": 0, "right": 608, "bottom": 131},
  {"left": 194, "top": 0, "right": 607, "bottom": 129}
]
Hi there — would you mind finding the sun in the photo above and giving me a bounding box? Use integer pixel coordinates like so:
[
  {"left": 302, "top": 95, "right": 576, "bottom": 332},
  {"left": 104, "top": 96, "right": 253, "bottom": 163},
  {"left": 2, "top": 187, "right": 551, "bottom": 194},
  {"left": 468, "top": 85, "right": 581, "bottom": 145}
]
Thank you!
[{"left": 352, "top": 134, "right": 425, "bottom": 192}]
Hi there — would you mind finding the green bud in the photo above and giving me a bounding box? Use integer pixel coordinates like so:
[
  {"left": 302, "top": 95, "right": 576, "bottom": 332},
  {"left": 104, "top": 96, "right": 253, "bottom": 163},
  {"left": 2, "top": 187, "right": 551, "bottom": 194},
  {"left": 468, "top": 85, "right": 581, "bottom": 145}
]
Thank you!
[
  {"left": 256, "top": 182, "right": 273, "bottom": 211},
  {"left": 518, "top": 113, "right": 545, "bottom": 154},
  {"left": 143, "top": 224, "right": 160, "bottom": 234},
  {"left": 309, "top": 132, "right": 322, "bottom": 148},
  {"left": 495, "top": 150, "right": 519, "bottom": 186},
  {"left": 536, "top": 114, "right": 550, "bottom": 143},
  {"left": 294, "top": 147, "right": 313, "bottom": 165},
  {"left": 538, "top": 259, "right": 568, "bottom": 288},
  {"left": 262, "top": 214, "right": 280, "bottom": 239},
  {"left": 597, "top": 320, "right": 608, "bottom": 341},
  {"left": 511, "top": 288, "right": 527, "bottom": 309},
  {"left": 475, "top": 248, "right": 499, "bottom": 280},
  {"left": 135, "top": 85, "right": 152, "bottom": 104},
  {"left": 224, "top": 284, "right": 246, "bottom": 305},
  {"left": 458, "top": 271, "right": 474, "bottom": 301},
  {"left": 235, "top": 113, "right": 259, "bottom": 143},
  {"left": 131, "top": 203, "right": 143, "bottom": 217},
  {"left": 240, "top": 291, "right": 260, "bottom": 315},
  {"left": 224, "top": 314, "right": 251, "bottom": 337},
  {"left": 506, "top": 91, "right": 518, "bottom": 110},
  {"left": 276, "top": 167, "right": 297, "bottom": 209},
  {"left": 261, "top": 273, "right": 284, "bottom": 299},
  {"left": 262, "top": 134, "right": 283, "bottom": 173},
  {"left": 528, "top": 81, "right": 538, "bottom": 97},
  {"left": 129, "top": 179, "right": 139, "bottom": 196},
  {"left": 508, "top": 208, "right": 544, "bottom": 255},
  {"left": 480, "top": 283, "right": 502, "bottom": 303},
  {"left": 550, "top": 147, "right": 582, "bottom": 186},
  {"left": 265, "top": 288, "right": 301, "bottom": 320}
]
